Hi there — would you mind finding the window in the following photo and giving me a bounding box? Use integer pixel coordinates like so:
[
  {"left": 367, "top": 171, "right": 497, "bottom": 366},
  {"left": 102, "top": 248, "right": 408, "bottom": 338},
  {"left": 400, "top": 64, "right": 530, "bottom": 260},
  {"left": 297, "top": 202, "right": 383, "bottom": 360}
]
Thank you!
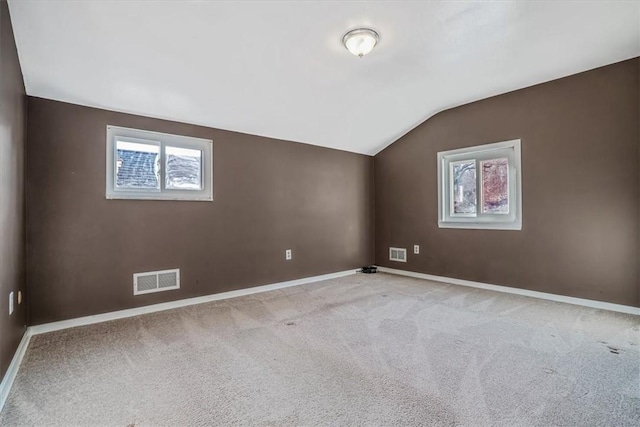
[
  {"left": 437, "top": 139, "right": 521, "bottom": 230},
  {"left": 106, "top": 126, "right": 213, "bottom": 201}
]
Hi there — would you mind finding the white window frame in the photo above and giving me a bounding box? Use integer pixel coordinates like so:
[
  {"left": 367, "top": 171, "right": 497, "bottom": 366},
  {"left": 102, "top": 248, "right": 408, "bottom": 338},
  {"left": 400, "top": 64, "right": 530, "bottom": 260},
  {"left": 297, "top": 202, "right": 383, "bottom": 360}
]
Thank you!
[
  {"left": 437, "top": 139, "right": 522, "bottom": 230},
  {"left": 106, "top": 125, "right": 213, "bottom": 201}
]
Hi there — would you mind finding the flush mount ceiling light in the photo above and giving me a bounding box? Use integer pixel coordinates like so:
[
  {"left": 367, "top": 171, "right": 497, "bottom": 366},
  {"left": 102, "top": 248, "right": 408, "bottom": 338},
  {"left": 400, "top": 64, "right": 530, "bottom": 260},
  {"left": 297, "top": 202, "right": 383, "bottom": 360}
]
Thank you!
[{"left": 342, "top": 28, "right": 380, "bottom": 58}]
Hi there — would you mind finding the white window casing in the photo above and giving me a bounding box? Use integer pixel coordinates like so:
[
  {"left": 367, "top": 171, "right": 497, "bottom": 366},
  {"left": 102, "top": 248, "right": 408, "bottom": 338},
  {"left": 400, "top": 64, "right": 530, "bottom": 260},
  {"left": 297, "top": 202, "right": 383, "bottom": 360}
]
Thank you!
[
  {"left": 106, "top": 125, "right": 213, "bottom": 201},
  {"left": 437, "top": 139, "right": 522, "bottom": 230}
]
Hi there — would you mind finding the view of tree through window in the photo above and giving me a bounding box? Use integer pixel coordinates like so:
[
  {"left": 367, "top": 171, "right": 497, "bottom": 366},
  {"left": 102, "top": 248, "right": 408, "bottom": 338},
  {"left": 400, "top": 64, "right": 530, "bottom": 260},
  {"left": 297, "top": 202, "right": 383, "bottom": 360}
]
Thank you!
[
  {"left": 438, "top": 139, "right": 520, "bottom": 229},
  {"left": 481, "top": 158, "right": 509, "bottom": 213},
  {"left": 165, "top": 146, "right": 202, "bottom": 190},
  {"left": 452, "top": 161, "right": 476, "bottom": 214}
]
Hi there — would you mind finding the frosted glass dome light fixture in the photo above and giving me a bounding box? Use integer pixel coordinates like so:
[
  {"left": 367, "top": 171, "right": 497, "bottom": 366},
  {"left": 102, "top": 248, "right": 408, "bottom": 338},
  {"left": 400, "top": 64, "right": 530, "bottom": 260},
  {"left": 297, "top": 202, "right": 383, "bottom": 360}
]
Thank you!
[{"left": 342, "top": 28, "right": 379, "bottom": 58}]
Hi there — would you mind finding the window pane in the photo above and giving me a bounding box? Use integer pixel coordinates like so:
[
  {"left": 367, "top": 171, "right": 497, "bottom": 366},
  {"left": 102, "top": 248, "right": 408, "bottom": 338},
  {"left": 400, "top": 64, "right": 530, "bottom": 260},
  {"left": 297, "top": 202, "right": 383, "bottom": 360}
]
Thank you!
[
  {"left": 165, "top": 146, "right": 202, "bottom": 190},
  {"left": 452, "top": 160, "right": 476, "bottom": 214},
  {"left": 115, "top": 140, "right": 160, "bottom": 190},
  {"left": 482, "top": 158, "right": 509, "bottom": 213}
]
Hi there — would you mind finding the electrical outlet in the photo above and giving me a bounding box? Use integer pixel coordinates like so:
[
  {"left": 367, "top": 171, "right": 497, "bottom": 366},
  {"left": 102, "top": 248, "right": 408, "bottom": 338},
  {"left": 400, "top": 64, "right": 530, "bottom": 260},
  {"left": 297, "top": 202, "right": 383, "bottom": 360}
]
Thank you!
[
  {"left": 9, "top": 292, "right": 14, "bottom": 315},
  {"left": 414, "top": 245, "right": 420, "bottom": 254},
  {"left": 285, "top": 249, "right": 292, "bottom": 260}
]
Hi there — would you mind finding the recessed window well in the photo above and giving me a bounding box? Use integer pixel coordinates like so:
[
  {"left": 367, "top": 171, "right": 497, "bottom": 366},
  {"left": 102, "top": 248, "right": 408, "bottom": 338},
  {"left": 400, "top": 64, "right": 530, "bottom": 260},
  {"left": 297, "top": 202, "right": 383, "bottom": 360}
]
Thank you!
[{"left": 437, "top": 139, "right": 522, "bottom": 230}]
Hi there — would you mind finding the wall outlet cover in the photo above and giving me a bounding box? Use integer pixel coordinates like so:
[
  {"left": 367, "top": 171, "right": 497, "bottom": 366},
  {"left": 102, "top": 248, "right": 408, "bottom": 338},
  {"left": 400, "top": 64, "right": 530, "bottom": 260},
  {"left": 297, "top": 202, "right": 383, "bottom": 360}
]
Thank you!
[
  {"left": 285, "top": 249, "right": 292, "bottom": 260},
  {"left": 414, "top": 245, "right": 420, "bottom": 254}
]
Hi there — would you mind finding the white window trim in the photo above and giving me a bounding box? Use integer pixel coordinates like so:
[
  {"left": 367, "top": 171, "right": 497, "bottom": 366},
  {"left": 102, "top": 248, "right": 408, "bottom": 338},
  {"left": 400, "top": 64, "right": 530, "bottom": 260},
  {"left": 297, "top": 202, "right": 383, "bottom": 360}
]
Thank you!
[
  {"left": 106, "top": 125, "right": 213, "bottom": 201},
  {"left": 437, "top": 139, "right": 522, "bottom": 230}
]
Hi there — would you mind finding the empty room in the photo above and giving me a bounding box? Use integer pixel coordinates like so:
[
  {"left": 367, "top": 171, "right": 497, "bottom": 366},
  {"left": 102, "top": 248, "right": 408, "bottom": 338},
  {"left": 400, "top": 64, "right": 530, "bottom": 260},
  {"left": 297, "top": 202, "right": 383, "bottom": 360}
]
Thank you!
[{"left": 1, "top": 0, "right": 639, "bottom": 425}]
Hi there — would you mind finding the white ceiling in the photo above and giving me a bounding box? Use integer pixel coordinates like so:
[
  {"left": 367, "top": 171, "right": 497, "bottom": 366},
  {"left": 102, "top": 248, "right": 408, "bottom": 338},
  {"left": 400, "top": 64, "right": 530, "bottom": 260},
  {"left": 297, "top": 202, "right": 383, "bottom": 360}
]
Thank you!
[{"left": 8, "top": 1, "right": 640, "bottom": 155}]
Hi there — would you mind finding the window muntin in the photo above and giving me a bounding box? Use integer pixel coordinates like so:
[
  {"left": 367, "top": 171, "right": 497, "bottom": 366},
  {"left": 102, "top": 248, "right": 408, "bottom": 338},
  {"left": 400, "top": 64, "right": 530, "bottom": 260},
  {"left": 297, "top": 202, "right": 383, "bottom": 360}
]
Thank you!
[
  {"left": 438, "top": 140, "right": 521, "bottom": 230},
  {"left": 106, "top": 126, "right": 212, "bottom": 201}
]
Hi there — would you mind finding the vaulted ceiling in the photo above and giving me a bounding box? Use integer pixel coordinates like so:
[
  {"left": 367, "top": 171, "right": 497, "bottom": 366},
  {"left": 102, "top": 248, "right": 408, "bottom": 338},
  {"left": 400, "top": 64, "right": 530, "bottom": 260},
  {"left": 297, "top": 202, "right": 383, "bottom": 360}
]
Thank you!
[{"left": 8, "top": 1, "right": 640, "bottom": 155}]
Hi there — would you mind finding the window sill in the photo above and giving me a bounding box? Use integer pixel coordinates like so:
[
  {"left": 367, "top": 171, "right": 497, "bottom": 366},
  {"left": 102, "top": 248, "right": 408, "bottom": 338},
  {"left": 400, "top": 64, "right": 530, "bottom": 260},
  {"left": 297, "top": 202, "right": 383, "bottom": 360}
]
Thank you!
[
  {"left": 438, "top": 221, "right": 522, "bottom": 231},
  {"left": 106, "top": 195, "right": 213, "bottom": 202}
]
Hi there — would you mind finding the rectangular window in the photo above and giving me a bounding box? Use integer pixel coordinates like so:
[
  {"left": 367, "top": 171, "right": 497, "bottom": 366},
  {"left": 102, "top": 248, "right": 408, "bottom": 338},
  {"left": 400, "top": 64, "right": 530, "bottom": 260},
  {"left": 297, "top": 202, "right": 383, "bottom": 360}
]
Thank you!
[
  {"left": 437, "top": 139, "right": 521, "bottom": 230},
  {"left": 481, "top": 158, "right": 509, "bottom": 214},
  {"left": 106, "top": 126, "right": 213, "bottom": 201},
  {"left": 451, "top": 160, "right": 476, "bottom": 215},
  {"left": 115, "top": 138, "right": 160, "bottom": 191},
  {"left": 165, "top": 146, "right": 202, "bottom": 191}
]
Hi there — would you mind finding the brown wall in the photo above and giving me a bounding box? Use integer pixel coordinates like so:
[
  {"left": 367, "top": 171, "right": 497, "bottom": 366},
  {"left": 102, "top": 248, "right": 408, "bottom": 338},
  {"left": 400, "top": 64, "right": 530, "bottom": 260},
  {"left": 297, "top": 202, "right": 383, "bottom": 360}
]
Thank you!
[
  {"left": 375, "top": 58, "right": 640, "bottom": 307},
  {"left": 26, "top": 98, "right": 375, "bottom": 325},
  {"left": 21, "top": 51, "right": 640, "bottom": 329},
  {"left": 0, "top": 0, "right": 27, "bottom": 379}
]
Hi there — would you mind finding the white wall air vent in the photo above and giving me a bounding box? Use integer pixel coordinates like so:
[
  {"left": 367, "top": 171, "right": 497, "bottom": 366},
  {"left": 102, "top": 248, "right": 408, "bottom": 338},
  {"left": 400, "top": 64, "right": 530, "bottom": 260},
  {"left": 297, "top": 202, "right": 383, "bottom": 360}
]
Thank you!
[
  {"left": 389, "top": 247, "right": 407, "bottom": 262},
  {"left": 133, "top": 269, "right": 180, "bottom": 295}
]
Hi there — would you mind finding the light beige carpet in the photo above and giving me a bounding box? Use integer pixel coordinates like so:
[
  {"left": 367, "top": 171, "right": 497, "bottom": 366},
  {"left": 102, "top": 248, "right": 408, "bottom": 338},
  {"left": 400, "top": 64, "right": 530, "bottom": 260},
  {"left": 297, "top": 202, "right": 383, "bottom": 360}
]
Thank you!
[{"left": 1, "top": 272, "right": 639, "bottom": 426}]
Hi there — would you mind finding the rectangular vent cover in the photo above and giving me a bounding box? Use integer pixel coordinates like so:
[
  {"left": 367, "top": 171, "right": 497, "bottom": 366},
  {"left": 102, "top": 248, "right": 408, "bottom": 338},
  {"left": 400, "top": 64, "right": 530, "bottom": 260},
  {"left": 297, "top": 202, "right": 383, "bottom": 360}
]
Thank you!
[
  {"left": 134, "top": 268, "right": 180, "bottom": 295},
  {"left": 389, "top": 247, "right": 407, "bottom": 262}
]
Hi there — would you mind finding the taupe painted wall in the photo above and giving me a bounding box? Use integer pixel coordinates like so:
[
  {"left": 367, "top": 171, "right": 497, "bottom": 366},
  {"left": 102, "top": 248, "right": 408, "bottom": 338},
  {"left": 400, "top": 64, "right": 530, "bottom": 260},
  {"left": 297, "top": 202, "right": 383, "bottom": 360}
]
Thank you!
[
  {"left": 26, "top": 98, "right": 374, "bottom": 325},
  {"left": 0, "top": 0, "right": 27, "bottom": 379},
  {"left": 21, "top": 53, "right": 640, "bottom": 328},
  {"left": 375, "top": 58, "right": 640, "bottom": 307}
]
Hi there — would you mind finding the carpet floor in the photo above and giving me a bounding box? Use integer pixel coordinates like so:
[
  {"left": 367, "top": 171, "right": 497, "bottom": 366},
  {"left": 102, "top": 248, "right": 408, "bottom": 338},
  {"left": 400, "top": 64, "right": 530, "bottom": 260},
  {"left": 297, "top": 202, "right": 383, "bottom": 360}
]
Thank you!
[{"left": 1, "top": 272, "right": 639, "bottom": 426}]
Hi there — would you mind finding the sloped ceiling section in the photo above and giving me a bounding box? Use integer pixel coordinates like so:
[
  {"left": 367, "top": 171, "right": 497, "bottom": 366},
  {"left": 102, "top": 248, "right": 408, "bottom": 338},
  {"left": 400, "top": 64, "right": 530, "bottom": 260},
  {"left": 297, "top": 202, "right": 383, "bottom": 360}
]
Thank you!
[{"left": 8, "top": 1, "right": 640, "bottom": 155}]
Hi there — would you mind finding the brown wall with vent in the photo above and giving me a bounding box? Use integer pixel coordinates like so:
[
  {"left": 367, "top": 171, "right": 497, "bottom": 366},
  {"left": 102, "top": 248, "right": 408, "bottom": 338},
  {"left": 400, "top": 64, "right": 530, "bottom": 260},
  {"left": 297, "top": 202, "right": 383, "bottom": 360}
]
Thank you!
[
  {"left": 375, "top": 58, "right": 640, "bottom": 307},
  {"left": 20, "top": 56, "right": 640, "bottom": 328},
  {"left": 26, "top": 98, "right": 375, "bottom": 325},
  {"left": 0, "top": 0, "right": 27, "bottom": 379}
]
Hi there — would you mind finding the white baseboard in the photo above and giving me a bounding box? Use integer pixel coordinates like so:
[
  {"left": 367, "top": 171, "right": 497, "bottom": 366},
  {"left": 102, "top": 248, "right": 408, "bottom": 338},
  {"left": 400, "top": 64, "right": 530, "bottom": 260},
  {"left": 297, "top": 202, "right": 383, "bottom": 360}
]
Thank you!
[
  {"left": 0, "top": 269, "right": 358, "bottom": 413},
  {"left": 0, "top": 328, "right": 32, "bottom": 413},
  {"left": 30, "top": 269, "right": 358, "bottom": 335},
  {"left": 377, "top": 266, "right": 640, "bottom": 316},
  {"left": 7, "top": 265, "right": 633, "bottom": 414}
]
